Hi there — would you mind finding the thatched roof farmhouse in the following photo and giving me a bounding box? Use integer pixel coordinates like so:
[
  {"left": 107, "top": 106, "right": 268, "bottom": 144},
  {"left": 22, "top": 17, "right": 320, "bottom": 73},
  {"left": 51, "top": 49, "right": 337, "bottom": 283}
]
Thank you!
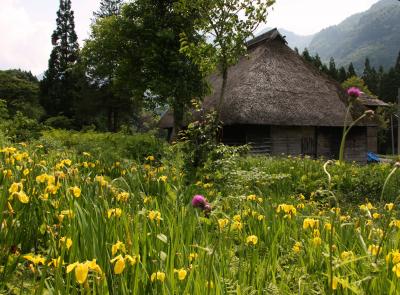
[{"left": 160, "top": 29, "right": 386, "bottom": 162}]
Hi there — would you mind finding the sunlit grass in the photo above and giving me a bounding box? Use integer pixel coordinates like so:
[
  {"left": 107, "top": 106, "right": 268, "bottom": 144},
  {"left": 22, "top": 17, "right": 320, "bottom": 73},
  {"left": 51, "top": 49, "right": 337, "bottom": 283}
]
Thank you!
[{"left": 1, "top": 143, "right": 400, "bottom": 294}]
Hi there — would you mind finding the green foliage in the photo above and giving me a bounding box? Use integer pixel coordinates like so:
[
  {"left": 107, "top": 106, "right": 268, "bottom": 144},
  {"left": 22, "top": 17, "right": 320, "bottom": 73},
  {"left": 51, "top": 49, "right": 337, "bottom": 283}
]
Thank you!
[
  {"left": 83, "top": 0, "right": 207, "bottom": 132},
  {"left": 341, "top": 76, "right": 372, "bottom": 95},
  {"left": 362, "top": 57, "right": 379, "bottom": 94},
  {"left": 1, "top": 138, "right": 400, "bottom": 294},
  {"left": 0, "top": 99, "right": 9, "bottom": 120},
  {"left": 93, "top": 0, "right": 124, "bottom": 19},
  {"left": 81, "top": 15, "right": 139, "bottom": 131},
  {"left": 347, "top": 63, "right": 356, "bottom": 78},
  {"left": 38, "top": 129, "right": 166, "bottom": 162},
  {"left": 176, "top": 110, "right": 222, "bottom": 181},
  {"left": 44, "top": 116, "right": 75, "bottom": 130},
  {"left": 40, "top": 0, "right": 80, "bottom": 117},
  {"left": 3, "top": 112, "right": 43, "bottom": 142},
  {"left": 379, "top": 65, "right": 400, "bottom": 103},
  {"left": 0, "top": 70, "right": 44, "bottom": 119},
  {"left": 0, "top": 99, "right": 43, "bottom": 142},
  {"left": 176, "top": 0, "right": 275, "bottom": 113},
  {"left": 176, "top": 0, "right": 275, "bottom": 75}
]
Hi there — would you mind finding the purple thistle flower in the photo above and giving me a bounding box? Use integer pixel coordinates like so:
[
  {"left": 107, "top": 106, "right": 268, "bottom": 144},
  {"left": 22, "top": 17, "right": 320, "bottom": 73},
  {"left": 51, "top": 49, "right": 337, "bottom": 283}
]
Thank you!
[
  {"left": 347, "top": 87, "right": 361, "bottom": 98},
  {"left": 192, "top": 195, "right": 207, "bottom": 208}
]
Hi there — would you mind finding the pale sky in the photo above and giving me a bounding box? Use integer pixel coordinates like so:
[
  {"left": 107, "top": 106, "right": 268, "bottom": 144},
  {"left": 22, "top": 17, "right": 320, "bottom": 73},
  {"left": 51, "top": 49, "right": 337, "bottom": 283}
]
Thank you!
[{"left": 0, "top": 0, "right": 380, "bottom": 75}]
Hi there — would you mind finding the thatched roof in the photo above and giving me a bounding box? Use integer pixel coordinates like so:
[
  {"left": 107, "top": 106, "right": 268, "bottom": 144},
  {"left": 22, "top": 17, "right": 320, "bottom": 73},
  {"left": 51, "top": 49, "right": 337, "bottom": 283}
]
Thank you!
[
  {"left": 357, "top": 92, "right": 389, "bottom": 107},
  {"left": 159, "top": 28, "right": 376, "bottom": 129}
]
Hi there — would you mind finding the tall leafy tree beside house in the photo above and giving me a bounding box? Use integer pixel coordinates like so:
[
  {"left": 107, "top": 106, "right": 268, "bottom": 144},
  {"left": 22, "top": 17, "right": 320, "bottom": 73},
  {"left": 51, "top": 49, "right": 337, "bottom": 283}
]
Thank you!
[
  {"left": 176, "top": 0, "right": 275, "bottom": 117},
  {"left": 82, "top": 0, "right": 207, "bottom": 133},
  {"left": 124, "top": 0, "right": 207, "bottom": 134},
  {"left": 82, "top": 0, "right": 130, "bottom": 131},
  {"left": 40, "top": 0, "right": 80, "bottom": 118}
]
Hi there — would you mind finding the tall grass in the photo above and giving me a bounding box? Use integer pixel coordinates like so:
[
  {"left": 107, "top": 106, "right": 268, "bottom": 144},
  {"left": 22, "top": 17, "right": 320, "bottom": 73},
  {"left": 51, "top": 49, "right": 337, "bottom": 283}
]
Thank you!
[{"left": 1, "top": 142, "right": 400, "bottom": 294}]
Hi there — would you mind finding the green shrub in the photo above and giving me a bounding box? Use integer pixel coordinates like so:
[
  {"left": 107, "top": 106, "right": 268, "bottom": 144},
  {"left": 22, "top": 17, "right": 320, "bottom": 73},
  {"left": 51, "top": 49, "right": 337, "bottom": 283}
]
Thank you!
[
  {"left": 44, "top": 115, "right": 75, "bottom": 129},
  {"left": 232, "top": 156, "right": 400, "bottom": 204},
  {"left": 37, "top": 129, "right": 166, "bottom": 162},
  {"left": 177, "top": 110, "right": 222, "bottom": 181}
]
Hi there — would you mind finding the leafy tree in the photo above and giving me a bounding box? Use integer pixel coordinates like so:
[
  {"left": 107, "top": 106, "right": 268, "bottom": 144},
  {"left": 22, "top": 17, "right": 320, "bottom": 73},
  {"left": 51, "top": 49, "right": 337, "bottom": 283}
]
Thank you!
[
  {"left": 126, "top": 0, "right": 207, "bottom": 134},
  {"left": 82, "top": 14, "right": 137, "bottom": 131},
  {"left": 94, "top": 0, "right": 124, "bottom": 19},
  {"left": 176, "top": 0, "right": 275, "bottom": 116},
  {"left": 0, "top": 70, "right": 44, "bottom": 119},
  {"left": 83, "top": 0, "right": 207, "bottom": 133},
  {"left": 40, "top": 0, "right": 80, "bottom": 118},
  {"left": 347, "top": 63, "right": 357, "bottom": 78}
]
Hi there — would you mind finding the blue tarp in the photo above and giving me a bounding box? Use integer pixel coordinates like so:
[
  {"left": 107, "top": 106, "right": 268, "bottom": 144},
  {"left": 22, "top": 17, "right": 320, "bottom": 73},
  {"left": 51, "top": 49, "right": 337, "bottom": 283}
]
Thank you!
[{"left": 367, "top": 152, "right": 380, "bottom": 163}]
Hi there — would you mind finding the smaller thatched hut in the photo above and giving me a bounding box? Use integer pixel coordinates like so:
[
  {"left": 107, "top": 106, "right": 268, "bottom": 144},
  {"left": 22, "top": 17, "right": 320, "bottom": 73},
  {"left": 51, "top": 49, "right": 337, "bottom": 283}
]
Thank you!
[{"left": 159, "top": 29, "right": 386, "bottom": 162}]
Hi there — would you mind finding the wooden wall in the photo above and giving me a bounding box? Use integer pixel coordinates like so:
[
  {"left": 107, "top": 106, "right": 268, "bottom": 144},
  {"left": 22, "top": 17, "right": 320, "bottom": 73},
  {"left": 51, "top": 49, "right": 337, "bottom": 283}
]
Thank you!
[
  {"left": 344, "top": 127, "right": 368, "bottom": 163},
  {"left": 270, "top": 126, "right": 315, "bottom": 156},
  {"left": 316, "top": 127, "right": 341, "bottom": 159},
  {"left": 316, "top": 126, "right": 368, "bottom": 163},
  {"left": 222, "top": 125, "right": 372, "bottom": 163},
  {"left": 367, "top": 126, "right": 378, "bottom": 153}
]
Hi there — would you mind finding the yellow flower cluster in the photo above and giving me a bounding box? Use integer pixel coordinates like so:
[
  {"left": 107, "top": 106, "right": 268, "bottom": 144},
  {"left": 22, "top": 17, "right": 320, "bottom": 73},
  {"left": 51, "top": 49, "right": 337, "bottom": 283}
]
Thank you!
[
  {"left": 276, "top": 204, "right": 297, "bottom": 218},
  {"left": 246, "top": 235, "right": 258, "bottom": 246},
  {"left": 9, "top": 182, "right": 29, "bottom": 203},
  {"left": 218, "top": 218, "right": 230, "bottom": 230},
  {"left": 107, "top": 208, "right": 122, "bottom": 218},
  {"left": 303, "top": 218, "right": 319, "bottom": 230},
  {"left": 293, "top": 242, "right": 302, "bottom": 253},
  {"left": 246, "top": 194, "right": 263, "bottom": 203},
  {"left": 368, "top": 244, "right": 381, "bottom": 256},
  {"left": 151, "top": 271, "right": 166, "bottom": 282},
  {"left": 148, "top": 210, "right": 162, "bottom": 222}
]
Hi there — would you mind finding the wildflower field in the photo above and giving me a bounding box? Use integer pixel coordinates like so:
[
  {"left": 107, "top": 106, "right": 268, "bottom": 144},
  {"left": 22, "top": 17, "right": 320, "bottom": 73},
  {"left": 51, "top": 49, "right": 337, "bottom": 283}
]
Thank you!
[{"left": 1, "top": 135, "right": 400, "bottom": 294}]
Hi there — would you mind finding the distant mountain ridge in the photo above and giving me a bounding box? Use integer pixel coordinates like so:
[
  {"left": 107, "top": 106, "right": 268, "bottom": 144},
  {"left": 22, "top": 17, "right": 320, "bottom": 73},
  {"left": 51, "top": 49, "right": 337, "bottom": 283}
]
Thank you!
[{"left": 308, "top": 0, "right": 400, "bottom": 72}]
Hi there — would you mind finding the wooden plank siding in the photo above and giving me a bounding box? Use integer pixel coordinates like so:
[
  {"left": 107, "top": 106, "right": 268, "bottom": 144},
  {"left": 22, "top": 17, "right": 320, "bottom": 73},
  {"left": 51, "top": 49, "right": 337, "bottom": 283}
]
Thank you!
[
  {"left": 222, "top": 125, "right": 370, "bottom": 163},
  {"left": 344, "top": 127, "right": 368, "bottom": 163},
  {"left": 367, "top": 126, "right": 378, "bottom": 154}
]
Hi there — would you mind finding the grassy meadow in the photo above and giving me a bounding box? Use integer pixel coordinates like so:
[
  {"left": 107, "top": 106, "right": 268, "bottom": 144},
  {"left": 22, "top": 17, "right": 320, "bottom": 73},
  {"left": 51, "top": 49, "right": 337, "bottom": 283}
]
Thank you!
[{"left": 1, "top": 131, "right": 400, "bottom": 294}]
